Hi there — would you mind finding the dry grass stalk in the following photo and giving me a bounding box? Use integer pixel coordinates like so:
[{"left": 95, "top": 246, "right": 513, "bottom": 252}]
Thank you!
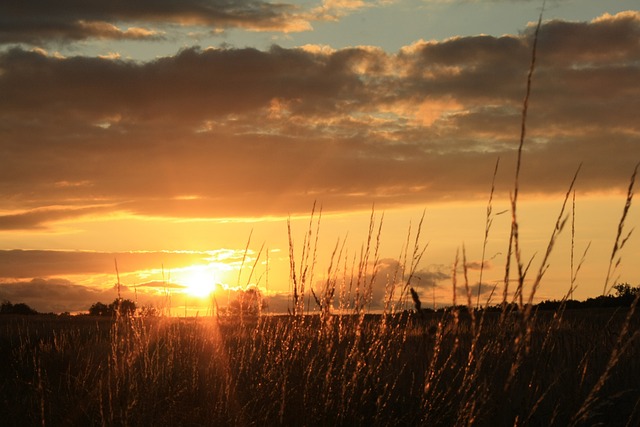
[
  {"left": 287, "top": 201, "right": 321, "bottom": 316},
  {"left": 524, "top": 165, "right": 581, "bottom": 318},
  {"left": 478, "top": 157, "right": 501, "bottom": 309},
  {"left": 603, "top": 162, "right": 638, "bottom": 296},
  {"left": 395, "top": 210, "right": 428, "bottom": 312}
]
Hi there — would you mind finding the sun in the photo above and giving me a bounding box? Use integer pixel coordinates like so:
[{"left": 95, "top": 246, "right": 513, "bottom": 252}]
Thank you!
[{"left": 181, "top": 266, "right": 219, "bottom": 298}]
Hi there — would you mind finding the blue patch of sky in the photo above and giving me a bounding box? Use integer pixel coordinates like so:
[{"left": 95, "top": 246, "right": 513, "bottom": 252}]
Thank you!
[{"left": 48, "top": 0, "right": 638, "bottom": 61}]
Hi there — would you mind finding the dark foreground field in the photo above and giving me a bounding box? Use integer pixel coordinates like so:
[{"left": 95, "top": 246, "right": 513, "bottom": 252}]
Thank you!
[{"left": 1, "top": 309, "right": 639, "bottom": 426}]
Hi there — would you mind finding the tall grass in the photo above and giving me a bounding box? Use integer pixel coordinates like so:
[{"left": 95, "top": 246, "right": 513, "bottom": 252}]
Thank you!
[{"left": 1, "top": 300, "right": 638, "bottom": 426}]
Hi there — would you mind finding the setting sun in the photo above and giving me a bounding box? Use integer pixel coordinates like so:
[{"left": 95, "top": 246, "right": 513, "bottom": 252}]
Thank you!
[{"left": 180, "top": 266, "right": 219, "bottom": 298}]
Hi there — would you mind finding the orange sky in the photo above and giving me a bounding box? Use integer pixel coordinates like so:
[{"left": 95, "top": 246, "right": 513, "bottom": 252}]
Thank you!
[{"left": 0, "top": 1, "right": 638, "bottom": 314}]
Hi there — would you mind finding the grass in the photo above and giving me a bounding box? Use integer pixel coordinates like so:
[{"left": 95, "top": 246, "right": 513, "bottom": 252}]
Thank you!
[{"left": 0, "top": 307, "right": 638, "bottom": 426}]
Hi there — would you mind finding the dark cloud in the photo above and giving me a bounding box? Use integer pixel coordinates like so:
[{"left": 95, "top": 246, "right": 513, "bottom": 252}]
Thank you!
[
  {"left": 307, "top": 258, "right": 452, "bottom": 312},
  {"left": 0, "top": 277, "right": 183, "bottom": 313},
  {"left": 0, "top": 250, "right": 213, "bottom": 278},
  {"left": 261, "top": 291, "right": 290, "bottom": 314},
  {"left": 463, "top": 260, "right": 491, "bottom": 271},
  {"left": 413, "top": 268, "right": 451, "bottom": 288},
  {"left": 0, "top": 0, "right": 307, "bottom": 44},
  {"left": 0, "top": 12, "right": 638, "bottom": 225},
  {"left": 0, "top": 45, "right": 362, "bottom": 120},
  {"left": 534, "top": 11, "right": 640, "bottom": 65},
  {"left": 379, "top": 261, "right": 451, "bottom": 310},
  {"left": 456, "top": 282, "right": 499, "bottom": 302},
  {"left": 0, "top": 278, "right": 119, "bottom": 312},
  {"left": 0, "top": 206, "right": 112, "bottom": 230}
]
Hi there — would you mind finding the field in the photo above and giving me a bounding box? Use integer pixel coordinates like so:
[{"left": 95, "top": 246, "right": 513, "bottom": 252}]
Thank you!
[{"left": 1, "top": 308, "right": 638, "bottom": 426}]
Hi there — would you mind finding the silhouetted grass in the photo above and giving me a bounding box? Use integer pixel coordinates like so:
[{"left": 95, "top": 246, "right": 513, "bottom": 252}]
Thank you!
[{"left": 0, "top": 307, "right": 638, "bottom": 426}]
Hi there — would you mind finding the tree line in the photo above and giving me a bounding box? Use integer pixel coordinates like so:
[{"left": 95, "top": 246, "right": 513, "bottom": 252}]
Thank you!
[{"left": 1, "top": 283, "right": 638, "bottom": 316}]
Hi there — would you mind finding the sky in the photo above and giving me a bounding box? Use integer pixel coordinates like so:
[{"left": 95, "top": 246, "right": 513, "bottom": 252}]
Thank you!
[{"left": 0, "top": 0, "right": 639, "bottom": 315}]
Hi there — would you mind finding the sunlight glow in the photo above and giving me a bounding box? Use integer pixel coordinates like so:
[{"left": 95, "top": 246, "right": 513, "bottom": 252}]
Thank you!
[{"left": 180, "top": 265, "right": 219, "bottom": 298}]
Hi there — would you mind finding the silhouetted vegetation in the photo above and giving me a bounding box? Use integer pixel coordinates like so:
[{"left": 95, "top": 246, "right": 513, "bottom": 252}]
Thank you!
[
  {"left": 407, "top": 283, "right": 640, "bottom": 315},
  {"left": 88, "top": 301, "right": 110, "bottom": 316},
  {"left": 218, "top": 286, "right": 266, "bottom": 318},
  {"left": 88, "top": 298, "right": 137, "bottom": 317},
  {"left": 0, "top": 305, "right": 638, "bottom": 426},
  {"left": 0, "top": 300, "right": 38, "bottom": 315},
  {"left": 533, "top": 283, "right": 640, "bottom": 312}
]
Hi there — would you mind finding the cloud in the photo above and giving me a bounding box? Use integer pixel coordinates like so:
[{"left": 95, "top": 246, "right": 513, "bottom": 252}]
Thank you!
[
  {"left": 0, "top": 278, "right": 116, "bottom": 313},
  {"left": 261, "top": 291, "right": 291, "bottom": 313},
  {"left": 0, "top": 250, "right": 215, "bottom": 278},
  {"left": 462, "top": 260, "right": 491, "bottom": 270},
  {"left": 0, "top": 11, "right": 638, "bottom": 225},
  {"left": 0, "top": 277, "right": 181, "bottom": 313},
  {"left": 0, "top": 206, "right": 112, "bottom": 230},
  {"left": 0, "top": 0, "right": 315, "bottom": 44},
  {"left": 309, "top": 0, "right": 373, "bottom": 22},
  {"left": 534, "top": 11, "right": 640, "bottom": 64},
  {"left": 305, "top": 258, "right": 452, "bottom": 312},
  {"left": 458, "top": 281, "right": 498, "bottom": 298},
  {"left": 0, "top": 0, "right": 391, "bottom": 45},
  {"left": 0, "top": 18, "right": 161, "bottom": 45}
]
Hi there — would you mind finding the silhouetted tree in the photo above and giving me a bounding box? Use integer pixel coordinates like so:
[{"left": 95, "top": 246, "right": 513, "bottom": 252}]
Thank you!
[
  {"left": 88, "top": 302, "right": 111, "bottom": 316},
  {"left": 228, "top": 287, "right": 266, "bottom": 317},
  {"left": 89, "top": 299, "right": 137, "bottom": 316},
  {"left": 612, "top": 283, "right": 640, "bottom": 305},
  {"left": 110, "top": 298, "right": 136, "bottom": 316},
  {"left": 1, "top": 301, "right": 38, "bottom": 315},
  {"left": 1, "top": 301, "right": 12, "bottom": 314}
]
